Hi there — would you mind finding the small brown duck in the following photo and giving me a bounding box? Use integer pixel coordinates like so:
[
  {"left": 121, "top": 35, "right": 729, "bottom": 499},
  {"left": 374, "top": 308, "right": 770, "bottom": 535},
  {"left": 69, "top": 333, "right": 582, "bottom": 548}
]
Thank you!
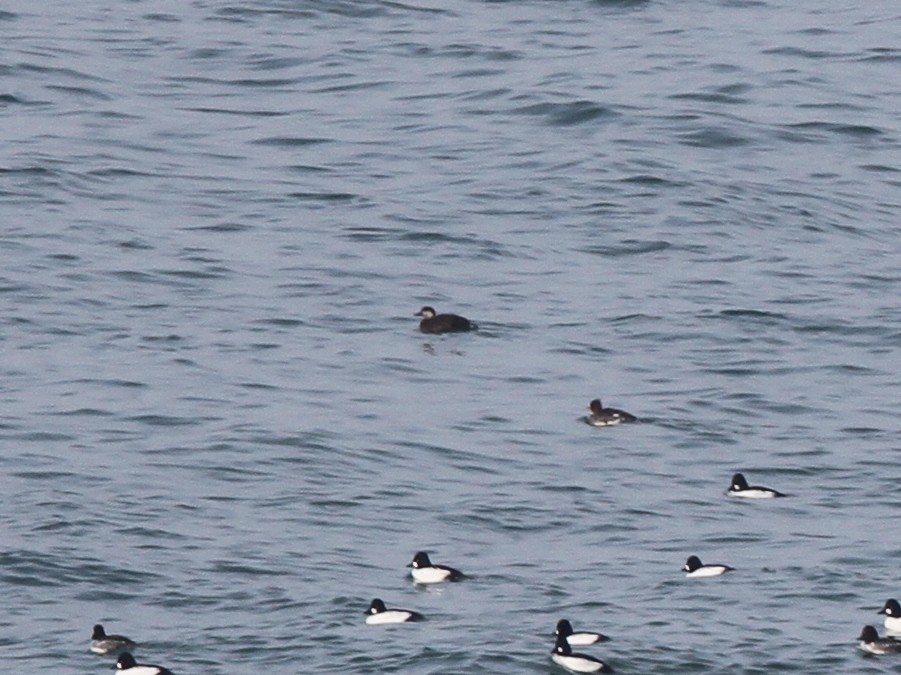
[
  {"left": 858, "top": 625, "right": 901, "bottom": 654},
  {"left": 585, "top": 398, "right": 637, "bottom": 426},
  {"left": 415, "top": 306, "right": 475, "bottom": 334},
  {"left": 90, "top": 624, "right": 137, "bottom": 655}
]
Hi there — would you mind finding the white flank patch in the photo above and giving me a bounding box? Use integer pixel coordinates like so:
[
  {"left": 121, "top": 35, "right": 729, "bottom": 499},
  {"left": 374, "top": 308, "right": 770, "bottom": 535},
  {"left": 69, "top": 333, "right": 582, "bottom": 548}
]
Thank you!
[
  {"left": 366, "top": 610, "right": 412, "bottom": 625},
  {"left": 566, "top": 632, "right": 601, "bottom": 646},
  {"left": 411, "top": 567, "right": 451, "bottom": 584},
  {"left": 687, "top": 565, "right": 729, "bottom": 577},
  {"left": 587, "top": 416, "right": 621, "bottom": 426},
  {"left": 551, "top": 652, "right": 604, "bottom": 673},
  {"left": 885, "top": 616, "right": 901, "bottom": 634},
  {"left": 860, "top": 641, "right": 886, "bottom": 654},
  {"left": 731, "top": 489, "right": 777, "bottom": 499}
]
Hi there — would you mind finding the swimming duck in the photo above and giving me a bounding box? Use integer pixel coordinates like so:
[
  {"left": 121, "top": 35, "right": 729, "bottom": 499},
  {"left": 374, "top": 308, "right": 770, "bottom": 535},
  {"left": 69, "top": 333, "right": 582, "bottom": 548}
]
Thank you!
[
  {"left": 90, "top": 624, "right": 137, "bottom": 655},
  {"left": 415, "top": 306, "right": 475, "bottom": 334},
  {"left": 551, "top": 633, "right": 611, "bottom": 672},
  {"left": 365, "top": 598, "right": 424, "bottom": 624},
  {"left": 407, "top": 551, "right": 464, "bottom": 583},
  {"left": 555, "top": 618, "right": 609, "bottom": 646},
  {"left": 682, "top": 555, "right": 734, "bottom": 577},
  {"left": 585, "top": 399, "right": 636, "bottom": 426},
  {"left": 858, "top": 625, "right": 901, "bottom": 654},
  {"left": 726, "top": 473, "right": 785, "bottom": 499}
]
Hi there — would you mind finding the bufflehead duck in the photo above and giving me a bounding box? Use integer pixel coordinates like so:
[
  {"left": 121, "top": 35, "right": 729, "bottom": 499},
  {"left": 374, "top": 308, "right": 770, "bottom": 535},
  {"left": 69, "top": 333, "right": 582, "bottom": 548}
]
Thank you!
[
  {"left": 90, "top": 624, "right": 137, "bottom": 655},
  {"left": 551, "top": 633, "right": 611, "bottom": 673},
  {"left": 407, "top": 551, "right": 464, "bottom": 584},
  {"left": 682, "top": 555, "right": 733, "bottom": 578},
  {"left": 415, "top": 306, "right": 475, "bottom": 334},
  {"left": 878, "top": 599, "right": 901, "bottom": 634},
  {"left": 585, "top": 399, "right": 636, "bottom": 426},
  {"left": 365, "top": 598, "right": 424, "bottom": 624},
  {"left": 116, "top": 652, "right": 175, "bottom": 674},
  {"left": 726, "top": 473, "right": 785, "bottom": 499},
  {"left": 858, "top": 625, "right": 901, "bottom": 654},
  {"left": 555, "top": 619, "right": 609, "bottom": 646}
]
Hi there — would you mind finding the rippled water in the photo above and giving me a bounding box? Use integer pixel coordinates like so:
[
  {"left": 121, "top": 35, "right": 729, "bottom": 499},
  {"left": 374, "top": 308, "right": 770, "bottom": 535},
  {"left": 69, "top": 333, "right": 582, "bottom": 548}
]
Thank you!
[{"left": 2, "top": 0, "right": 900, "bottom": 673}]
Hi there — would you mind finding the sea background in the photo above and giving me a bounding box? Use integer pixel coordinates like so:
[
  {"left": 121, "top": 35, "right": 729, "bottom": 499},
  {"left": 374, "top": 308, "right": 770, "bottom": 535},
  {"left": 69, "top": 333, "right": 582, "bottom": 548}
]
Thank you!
[{"left": 1, "top": 0, "right": 900, "bottom": 673}]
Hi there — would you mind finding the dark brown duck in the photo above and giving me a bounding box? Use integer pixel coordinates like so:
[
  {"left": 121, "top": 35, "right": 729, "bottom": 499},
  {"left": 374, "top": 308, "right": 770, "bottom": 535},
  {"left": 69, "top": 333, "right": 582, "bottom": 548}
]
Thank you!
[
  {"left": 585, "top": 398, "right": 637, "bottom": 426},
  {"left": 415, "top": 306, "right": 475, "bottom": 334}
]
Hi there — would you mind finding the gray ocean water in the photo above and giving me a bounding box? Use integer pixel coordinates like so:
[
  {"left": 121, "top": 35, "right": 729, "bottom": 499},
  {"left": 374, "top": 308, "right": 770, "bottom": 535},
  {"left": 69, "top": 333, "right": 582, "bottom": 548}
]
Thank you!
[{"left": 2, "top": 0, "right": 901, "bottom": 673}]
